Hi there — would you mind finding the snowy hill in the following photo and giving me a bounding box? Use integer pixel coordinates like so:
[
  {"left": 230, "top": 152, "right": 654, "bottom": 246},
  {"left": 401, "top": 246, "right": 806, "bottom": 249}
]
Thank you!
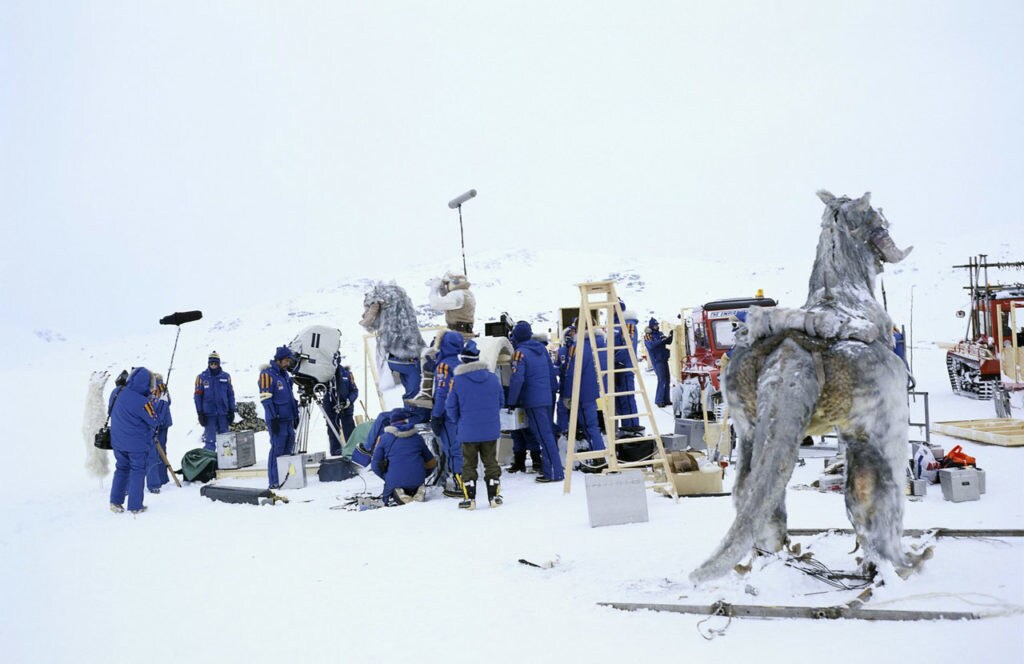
[{"left": 2, "top": 240, "right": 1023, "bottom": 663}]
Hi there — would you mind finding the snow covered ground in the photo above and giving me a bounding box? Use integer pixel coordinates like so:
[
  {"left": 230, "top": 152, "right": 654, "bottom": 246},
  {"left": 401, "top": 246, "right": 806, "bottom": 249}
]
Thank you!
[{"left": 2, "top": 245, "right": 1023, "bottom": 663}]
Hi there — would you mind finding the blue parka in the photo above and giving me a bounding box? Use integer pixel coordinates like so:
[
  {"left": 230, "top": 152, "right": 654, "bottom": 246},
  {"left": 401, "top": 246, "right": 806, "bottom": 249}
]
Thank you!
[
  {"left": 108, "top": 385, "right": 125, "bottom": 415},
  {"left": 507, "top": 339, "right": 557, "bottom": 408},
  {"left": 153, "top": 377, "right": 173, "bottom": 428},
  {"left": 644, "top": 323, "right": 672, "bottom": 364},
  {"left": 194, "top": 367, "right": 236, "bottom": 417},
  {"left": 330, "top": 364, "right": 359, "bottom": 406},
  {"left": 563, "top": 332, "right": 608, "bottom": 402},
  {"left": 613, "top": 326, "right": 634, "bottom": 370},
  {"left": 431, "top": 331, "right": 464, "bottom": 419},
  {"left": 371, "top": 422, "right": 435, "bottom": 496},
  {"left": 110, "top": 367, "right": 159, "bottom": 453},
  {"left": 446, "top": 361, "right": 505, "bottom": 443},
  {"left": 258, "top": 361, "right": 298, "bottom": 423}
]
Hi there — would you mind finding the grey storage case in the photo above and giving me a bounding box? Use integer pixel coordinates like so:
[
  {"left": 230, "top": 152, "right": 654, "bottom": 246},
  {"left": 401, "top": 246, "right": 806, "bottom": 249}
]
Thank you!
[{"left": 938, "top": 468, "right": 981, "bottom": 503}]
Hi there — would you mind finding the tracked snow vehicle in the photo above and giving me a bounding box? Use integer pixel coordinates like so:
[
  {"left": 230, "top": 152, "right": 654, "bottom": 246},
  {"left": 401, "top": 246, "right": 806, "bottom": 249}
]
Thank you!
[
  {"left": 946, "top": 255, "right": 1024, "bottom": 399},
  {"left": 676, "top": 293, "right": 777, "bottom": 417}
]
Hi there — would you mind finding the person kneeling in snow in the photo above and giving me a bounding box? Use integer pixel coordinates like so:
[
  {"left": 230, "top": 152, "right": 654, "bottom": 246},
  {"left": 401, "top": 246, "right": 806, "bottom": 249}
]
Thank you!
[
  {"left": 446, "top": 340, "right": 505, "bottom": 509},
  {"left": 371, "top": 409, "right": 437, "bottom": 505},
  {"left": 109, "top": 367, "right": 159, "bottom": 514}
]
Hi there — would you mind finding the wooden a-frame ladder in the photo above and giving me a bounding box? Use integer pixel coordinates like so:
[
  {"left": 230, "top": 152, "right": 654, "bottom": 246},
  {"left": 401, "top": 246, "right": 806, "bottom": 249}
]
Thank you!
[{"left": 562, "top": 281, "right": 678, "bottom": 499}]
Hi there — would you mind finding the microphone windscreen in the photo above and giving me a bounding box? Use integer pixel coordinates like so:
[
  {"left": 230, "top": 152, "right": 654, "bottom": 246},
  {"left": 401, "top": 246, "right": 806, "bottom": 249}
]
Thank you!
[
  {"left": 160, "top": 310, "right": 203, "bottom": 326},
  {"left": 447, "top": 189, "right": 477, "bottom": 209}
]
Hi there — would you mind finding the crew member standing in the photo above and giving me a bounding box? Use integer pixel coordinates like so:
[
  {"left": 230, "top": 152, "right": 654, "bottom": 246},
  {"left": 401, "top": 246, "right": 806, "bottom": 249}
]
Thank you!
[
  {"left": 109, "top": 367, "right": 159, "bottom": 514},
  {"left": 259, "top": 346, "right": 299, "bottom": 489},
  {"left": 563, "top": 326, "right": 607, "bottom": 462},
  {"left": 508, "top": 321, "right": 563, "bottom": 483},
  {"left": 147, "top": 373, "right": 172, "bottom": 493},
  {"left": 325, "top": 355, "right": 359, "bottom": 456},
  {"left": 644, "top": 319, "right": 673, "bottom": 408},
  {"left": 446, "top": 340, "right": 505, "bottom": 509},
  {"left": 429, "top": 331, "right": 465, "bottom": 496},
  {"left": 194, "top": 351, "right": 236, "bottom": 451}
]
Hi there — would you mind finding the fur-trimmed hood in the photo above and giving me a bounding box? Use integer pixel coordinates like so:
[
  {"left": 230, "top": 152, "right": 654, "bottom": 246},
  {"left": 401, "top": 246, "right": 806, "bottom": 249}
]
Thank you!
[
  {"left": 383, "top": 423, "right": 419, "bottom": 438},
  {"left": 453, "top": 360, "right": 490, "bottom": 376}
]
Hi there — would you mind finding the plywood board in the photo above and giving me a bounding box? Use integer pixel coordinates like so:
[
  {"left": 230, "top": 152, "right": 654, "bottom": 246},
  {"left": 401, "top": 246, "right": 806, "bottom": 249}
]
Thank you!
[{"left": 931, "top": 419, "right": 1024, "bottom": 447}]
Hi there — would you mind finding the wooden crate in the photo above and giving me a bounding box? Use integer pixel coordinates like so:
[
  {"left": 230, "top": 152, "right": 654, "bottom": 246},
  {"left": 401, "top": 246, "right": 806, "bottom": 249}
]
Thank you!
[{"left": 931, "top": 419, "right": 1024, "bottom": 447}]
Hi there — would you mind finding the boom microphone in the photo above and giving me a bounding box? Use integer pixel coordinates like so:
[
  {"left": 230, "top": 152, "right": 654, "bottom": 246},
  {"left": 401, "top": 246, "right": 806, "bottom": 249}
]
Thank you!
[
  {"left": 448, "top": 189, "right": 477, "bottom": 209},
  {"left": 159, "top": 310, "right": 203, "bottom": 326}
]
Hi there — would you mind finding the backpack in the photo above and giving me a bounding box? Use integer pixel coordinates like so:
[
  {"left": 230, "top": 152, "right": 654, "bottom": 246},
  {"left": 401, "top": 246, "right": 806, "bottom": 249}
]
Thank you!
[{"left": 180, "top": 448, "right": 218, "bottom": 483}]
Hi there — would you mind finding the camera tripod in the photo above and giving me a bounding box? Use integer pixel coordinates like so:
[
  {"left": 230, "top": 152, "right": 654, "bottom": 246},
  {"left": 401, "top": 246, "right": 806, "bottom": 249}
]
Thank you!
[{"left": 294, "top": 383, "right": 345, "bottom": 454}]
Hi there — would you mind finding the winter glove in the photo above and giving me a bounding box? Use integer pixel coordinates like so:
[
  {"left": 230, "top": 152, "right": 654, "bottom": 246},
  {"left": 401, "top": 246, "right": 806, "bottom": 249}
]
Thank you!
[
  {"left": 227, "top": 411, "right": 235, "bottom": 424},
  {"left": 562, "top": 398, "right": 571, "bottom": 410},
  {"left": 340, "top": 399, "right": 350, "bottom": 410},
  {"left": 666, "top": 332, "right": 674, "bottom": 344},
  {"left": 293, "top": 418, "right": 300, "bottom": 430},
  {"left": 270, "top": 419, "right": 281, "bottom": 435},
  {"left": 430, "top": 417, "right": 444, "bottom": 437},
  {"left": 198, "top": 413, "right": 208, "bottom": 427}
]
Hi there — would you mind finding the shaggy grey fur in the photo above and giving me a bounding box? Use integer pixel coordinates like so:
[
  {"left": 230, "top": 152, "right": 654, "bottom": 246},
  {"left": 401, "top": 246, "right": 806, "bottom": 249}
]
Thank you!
[
  {"left": 690, "top": 191, "right": 913, "bottom": 584},
  {"left": 360, "top": 281, "right": 426, "bottom": 362},
  {"left": 82, "top": 371, "right": 111, "bottom": 478}
]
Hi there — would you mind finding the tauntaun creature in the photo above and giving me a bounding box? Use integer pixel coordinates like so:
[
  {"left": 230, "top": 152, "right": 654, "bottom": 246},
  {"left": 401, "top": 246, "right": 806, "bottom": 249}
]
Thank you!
[
  {"left": 82, "top": 370, "right": 112, "bottom": 478},
  {"left": 690, "top": 190, "right": 915, "bottom": 584},
  {"left": 360, "top": 281, "right": 426, "bottom": 364}
]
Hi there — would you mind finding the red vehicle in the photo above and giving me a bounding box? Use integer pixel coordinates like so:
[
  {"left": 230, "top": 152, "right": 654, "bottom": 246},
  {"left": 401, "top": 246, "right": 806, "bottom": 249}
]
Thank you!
[
  {"left": 678, "top": 294, "right": 777, "bottom": 415},
  {"left": 946, "top": 255, "right": 1024, "bottom": 399}
]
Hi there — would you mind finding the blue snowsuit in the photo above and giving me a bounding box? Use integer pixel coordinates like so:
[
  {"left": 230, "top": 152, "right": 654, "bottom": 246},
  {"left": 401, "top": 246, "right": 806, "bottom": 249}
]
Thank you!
[
  {"left": 194, "top": 367, "right": 236, "bottom": 451},
  {"left": 613, "top": 326, "right": 639, "bottom": 429},
  {"left": 371, "top": 422, "right": 435, "bottom": 504},
  {"left": 446, "top": 362, "right": 505, "bottom": 443},
  {"left": 644, "top": 320, "right": 672, "bottom": 407},
  {"left": 387, "top": 355, "right": 421, "bottom": 401},
  {"left": 109, "top": 367, "right": 159, "bottom": 511},
  {"left": 148, "top": 379, "right": 172, "bottom": 490},
  {"left": 431, "top": 331, "right": 464, "bottom": 476},
  {"left": 554, "top": 344, "right": 571, "bottom": 435},
  {"left": 258, "top": 361, "right": 298, "bottom": 488},
  {"left": 447, "top": 361, "right": 505, "bottom": 483},
  {"left": 563, "top": 333, "right": 607, "bottom": 452},
  {"left": 325, "top": 364, "right": 359, "bottom": 455},
  {"left": 509, "top": 338, "right": 563, "bottom": 480}
]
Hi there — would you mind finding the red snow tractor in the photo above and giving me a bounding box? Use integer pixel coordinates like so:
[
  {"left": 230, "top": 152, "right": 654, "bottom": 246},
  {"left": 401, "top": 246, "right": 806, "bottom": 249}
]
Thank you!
[
  {"left": 946, "top": 255, "right": 1024, "bottom": 399},
  {"left": 676, "top": 293, "right": 777, "bottom": 416}
]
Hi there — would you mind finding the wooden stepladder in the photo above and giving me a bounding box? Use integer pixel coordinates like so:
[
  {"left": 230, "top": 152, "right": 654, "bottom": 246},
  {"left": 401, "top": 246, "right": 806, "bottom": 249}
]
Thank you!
[{"left": 562, "top": 281, "right": 678, "bottom": 499}]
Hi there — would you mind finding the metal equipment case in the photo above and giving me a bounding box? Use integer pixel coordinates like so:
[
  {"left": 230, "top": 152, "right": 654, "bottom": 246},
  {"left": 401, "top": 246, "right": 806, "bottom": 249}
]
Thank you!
[{"left": 215, "top": 430, "right": 256, "bottom": 469}]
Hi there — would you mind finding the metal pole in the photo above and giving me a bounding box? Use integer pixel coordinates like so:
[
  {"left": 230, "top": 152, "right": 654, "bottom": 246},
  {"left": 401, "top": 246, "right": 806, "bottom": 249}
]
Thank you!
[
  {"left": 166, "top": 326, "right": 182, "bottom": 386},
  {"left": 458, "top": 205, "right": 468, "bottom": 277}
]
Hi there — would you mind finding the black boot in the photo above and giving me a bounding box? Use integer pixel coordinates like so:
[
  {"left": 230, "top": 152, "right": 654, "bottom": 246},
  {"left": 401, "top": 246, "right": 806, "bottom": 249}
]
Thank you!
[
  {"left": 459, "top": 479, "right": 476, "bottom": 510},
  {"left": 506, "top": 451, "right": 527, "bottom": 473},
  {"left": 529, "top": 450, "right": 543, "bottom": 473},
  {"left": 443, "top": 473, "right": 465, "bottom": 498},
  {"left": 486, "top": 478, "right": 503, "bottom": 507}
]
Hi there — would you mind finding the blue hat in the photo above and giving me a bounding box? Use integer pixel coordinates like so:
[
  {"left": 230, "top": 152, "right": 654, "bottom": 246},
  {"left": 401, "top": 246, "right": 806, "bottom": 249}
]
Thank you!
[
  {"left": 512, "top": 320, "right": 533, "bottom": 343},
  {"left": 459, "top": 339, "right": 480, "bottom": 361},
  {"left": 274, "top": 346, "right": 294, "bottom": 361},
  {"left": 649, "top": 317, "right": 659, "bottom": 328}
]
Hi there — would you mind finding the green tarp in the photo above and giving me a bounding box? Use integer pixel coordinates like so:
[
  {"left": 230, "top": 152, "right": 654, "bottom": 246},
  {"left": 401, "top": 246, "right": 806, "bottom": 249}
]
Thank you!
[{"left": 342, "top": 421, "right": 372, "bottom": 459}]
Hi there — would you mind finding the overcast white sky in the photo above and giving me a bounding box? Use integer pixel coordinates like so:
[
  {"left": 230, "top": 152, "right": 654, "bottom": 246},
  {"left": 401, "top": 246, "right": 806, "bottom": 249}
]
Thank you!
[{"left": 2, "top": 1, "right": 1021, "bottom": 343}]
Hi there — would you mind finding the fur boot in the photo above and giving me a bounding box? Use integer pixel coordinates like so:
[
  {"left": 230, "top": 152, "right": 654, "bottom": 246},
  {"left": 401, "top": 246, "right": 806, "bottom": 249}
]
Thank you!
[{"left": 405, "top": 348, "right": 437, "bottom": 408}]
